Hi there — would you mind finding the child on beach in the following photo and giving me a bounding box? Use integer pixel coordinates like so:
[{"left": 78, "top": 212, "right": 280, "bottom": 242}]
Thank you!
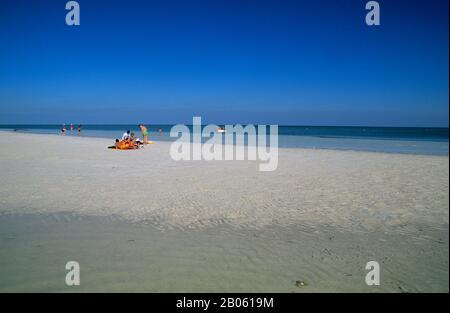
[
  {"left": 130, "top": 133, "right": 144, "bottom": 146},
  {"left": 61, "top": 125, "right": 66, "bottom": 135}
]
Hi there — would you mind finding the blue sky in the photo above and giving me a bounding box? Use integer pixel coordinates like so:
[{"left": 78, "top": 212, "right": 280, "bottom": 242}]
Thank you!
[{"left": 0, "top": 0, "right": 448, "bottom": 126}]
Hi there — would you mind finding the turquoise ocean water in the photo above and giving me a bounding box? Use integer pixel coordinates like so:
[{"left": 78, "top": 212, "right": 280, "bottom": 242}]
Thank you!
[{"left": 0, "top": 124, "right": 448, "bottom": 156}]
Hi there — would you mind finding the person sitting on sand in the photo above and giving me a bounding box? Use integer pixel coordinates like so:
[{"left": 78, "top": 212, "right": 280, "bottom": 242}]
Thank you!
[
  {"left": 114, "top": 138, "right": 138, "bottom": 150},
  {"left": 138, "top": 124, "right": 148, "bottom": 144},
  {"left": 122, "top": 130, "right": 131, "bottom": 140},
  {"left": 130, "top": 133, "right": 144, "bottom": 146}
]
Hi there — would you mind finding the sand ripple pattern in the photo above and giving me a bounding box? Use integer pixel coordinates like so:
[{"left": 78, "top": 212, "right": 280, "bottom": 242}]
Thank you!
[
  {"left": 0, "top": 133, "right": 447, "bottom": 234},
  {"left": 0, "top": 133, "right": 448, "bottom": 292}
]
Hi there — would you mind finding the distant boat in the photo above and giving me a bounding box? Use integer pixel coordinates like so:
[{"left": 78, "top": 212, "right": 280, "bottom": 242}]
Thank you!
[{"left": 217, "top": 127, "right": 226, "bottom": 133}]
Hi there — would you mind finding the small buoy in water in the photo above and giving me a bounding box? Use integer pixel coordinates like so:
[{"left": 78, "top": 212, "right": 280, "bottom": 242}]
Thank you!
[{"left": 295, "top": 280, "right": 307, "bottom": 288}]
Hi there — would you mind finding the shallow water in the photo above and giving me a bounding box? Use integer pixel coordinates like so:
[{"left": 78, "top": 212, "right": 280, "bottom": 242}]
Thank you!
[
  {"left": 1, "top": 125, "right": 448, "bottom": 156},
  {"left": 0, "top": 212, "right": 448, "bottom": 292}
]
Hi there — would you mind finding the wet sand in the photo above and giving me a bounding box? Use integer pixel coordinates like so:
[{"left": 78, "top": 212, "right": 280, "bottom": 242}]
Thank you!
[{"left": 0, "top": 132, "right": 448, "bottom": 292}]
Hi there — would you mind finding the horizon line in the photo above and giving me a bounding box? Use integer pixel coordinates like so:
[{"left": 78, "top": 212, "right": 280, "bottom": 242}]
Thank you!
[{"left": 0, "top": 123, "right": 448, "bottom": 129}]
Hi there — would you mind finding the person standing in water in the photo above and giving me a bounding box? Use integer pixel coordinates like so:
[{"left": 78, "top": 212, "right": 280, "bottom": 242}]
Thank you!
[
  {"left": 77, "top": 125, "right": 82, "bottom": 135},
  {"left": 139, "top": 124, "right": 148, "bottom": 144},
  {"left": 61, "top": 124, "right": 66, "bottom": 135}
]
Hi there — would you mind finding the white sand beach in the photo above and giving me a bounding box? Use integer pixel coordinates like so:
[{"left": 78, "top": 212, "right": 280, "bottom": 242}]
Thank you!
[{"left": 0, "top": 131, "right": 448, "bottom": 292}]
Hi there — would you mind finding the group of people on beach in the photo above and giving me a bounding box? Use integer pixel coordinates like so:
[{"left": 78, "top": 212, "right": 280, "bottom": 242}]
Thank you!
[
  {"left": 114, "top": 124, "right": 148, "bottom": 150},
  {"left": 61, "top": 124, "right": 81, "bottom": 135},
  {"left": 59, "top": 123, "right": 150, "bottom": 150}
]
